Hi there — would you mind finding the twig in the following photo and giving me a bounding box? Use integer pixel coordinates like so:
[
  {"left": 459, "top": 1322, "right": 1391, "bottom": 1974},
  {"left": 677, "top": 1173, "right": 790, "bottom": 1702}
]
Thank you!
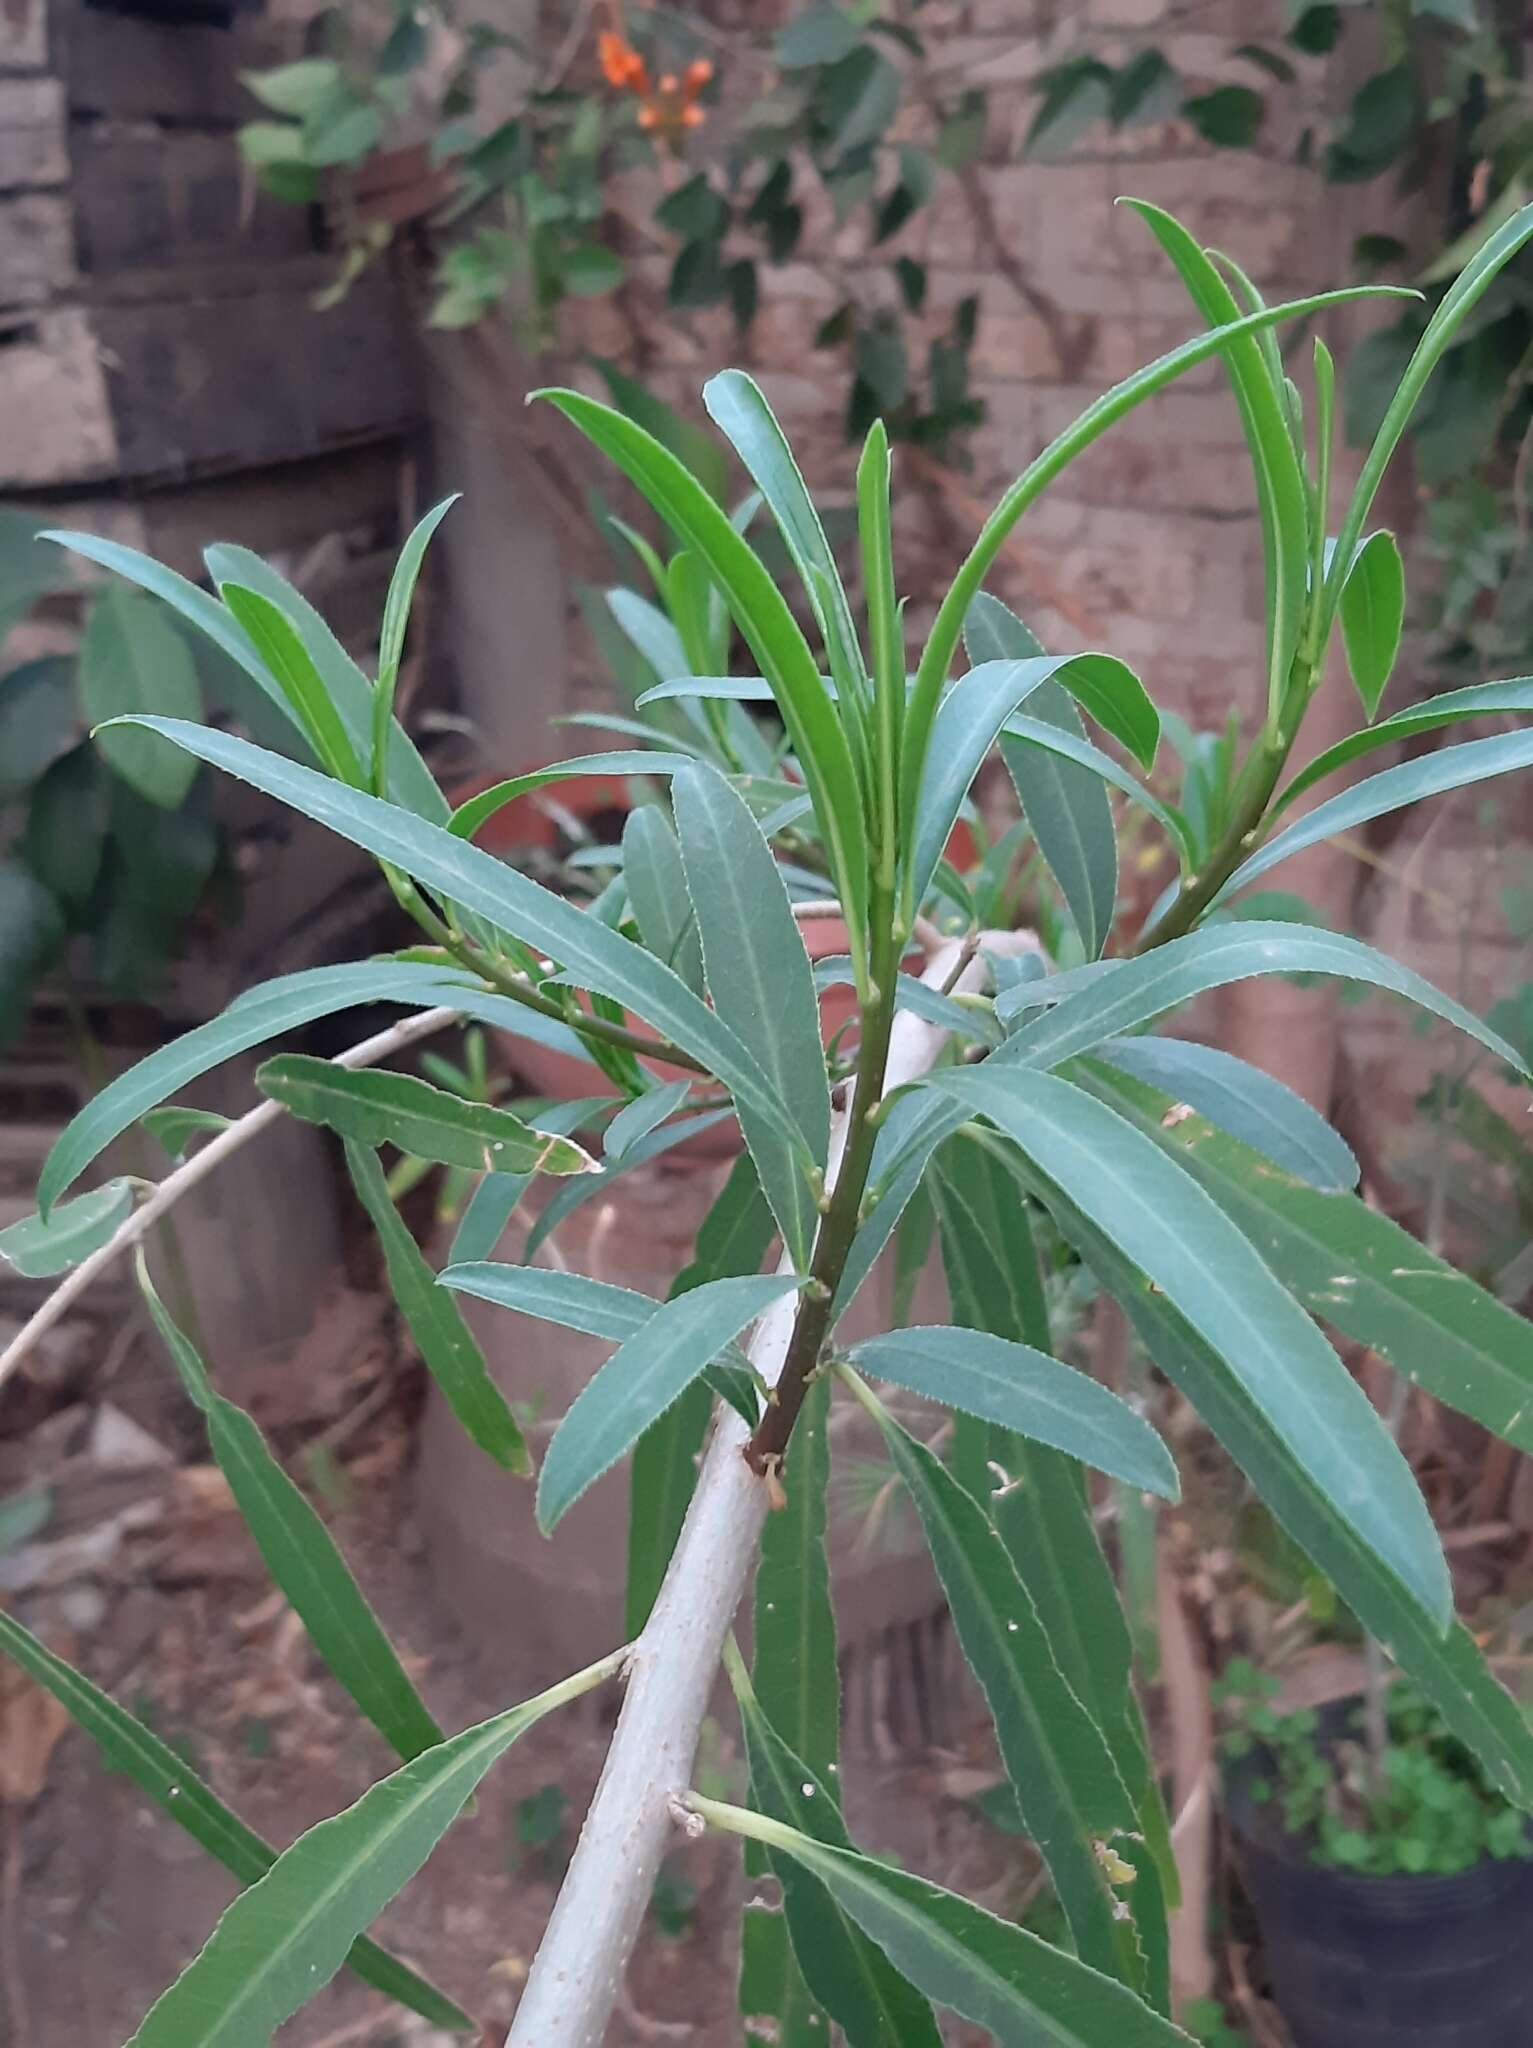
[
  {"left": 0, "top": 1007, "right": 460, "bottom": 1399},
  {"left": 505, "top": 931, "right": 1034, "bottom": 2048}
]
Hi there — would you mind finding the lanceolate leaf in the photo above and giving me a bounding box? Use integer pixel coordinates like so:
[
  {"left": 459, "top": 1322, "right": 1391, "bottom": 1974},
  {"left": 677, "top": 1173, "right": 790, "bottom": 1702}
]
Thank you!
[
  {"left": 1080, "top": 1061, "right": 1533, "bottom": 1457},
  {"left": 221, "top": 584, "right": 363, "bottom": 786},
  {"left": 448, "top": 1100, "right": 606, "bottom": 1267},
  {"left": 622, "top": 803, "right": 705, "bottom": 995},
  {"left": 1339, "top": 529, "right": 1405, "bottom": 718},
  {"left": 997, "top": 921, "right": 1528, "bottom": 1078},
  {"left": 38, "top": 959, "right": 593, "bottom": 1217},
  {"left": 535, "top": 1274, "right": 800, "bottom": 1531},
  {"left": 373, "top": 496, "right": 458, "bottom": 786},
  {"left": 846, "top": 1326, "right": 1178, "bottom": 1497},
  {"left": 673, "top": 762, "right": 829, "bottom": 1266},
  {"left": 440, "top": 1262, "right": 662, "bottom": 1343},
  {"left": 628, "top": 1151, "right": 777, "bottom": 1635},
  {"left": 1220, "top": 731, "right": 1533, "bottom": 901},
  {"left": 0, "top": 1178, "right": 133, "bottom": 1277},
  {"left": 257, "top": 1056, "right": 598, "bottom": 1176},
  {"left": 1277, "top": 677, "right": 1533, "bottom": 809},
  {"left": 345, "top": 1142, "right": 528, "bottom": 1474},
  {"left": 1036, "top": 1185, "right": 1533, "bottom": 1809},
  {"left": 841, "top": 1373, "right": 1145, "bottom": 1988},
  {"left": 755, "top": 1370, "right": 838, "bottom": 1782},
  {"left": 1003, "top": 715, "right": 1192, "bottom": 862},
  {"left": 1001, "top": 695, "right": 1118, "bottom": 959},
  {"left": 123, "top": 1653, "right": 624, "bottom": 2048},
  {"left": 0, "top": 1610, "right": 473, "bottom": 2035},
  {"left": 606, "top": 1078, "right": 694, "bottom": 1159},
  {"left": 729, "top": 1646, "right": 942, "bottom": 2047},
  {"left": 535, "top": 390, "right": 872, "bottom": 988},
  {"left": 931, "top": 1067, "right": 1451, "bottom": 1630},
  {"left": 1096, "top": 1035, "right": 1359, "bottom": 1191},
  {"left": 138, "top": 1262, "right": 443, "bottom": 1763},
  {"left": 695, "top": 1798, "right": 1189, "bottom": 2046},
  {"left": 101, "top": 721, "right": 809, "bottom": 1164},
  {"left": 450, "top": 751, "right": 693, "bottom": 842}
]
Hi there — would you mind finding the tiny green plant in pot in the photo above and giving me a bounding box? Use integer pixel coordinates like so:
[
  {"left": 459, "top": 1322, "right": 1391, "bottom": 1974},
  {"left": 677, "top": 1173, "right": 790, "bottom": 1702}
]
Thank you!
[
  {"left": 1219, "top": 1663, "right": 1533, "bottom": 2047},
  {"left": 5, "top": 197, "right": 1533, "bottom": 2048}
]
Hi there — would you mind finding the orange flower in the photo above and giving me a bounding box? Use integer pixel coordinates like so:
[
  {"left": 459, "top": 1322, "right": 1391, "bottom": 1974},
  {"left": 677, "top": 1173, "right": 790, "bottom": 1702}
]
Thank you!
[{"left": 598, "top": 29, "right": 649, "bottom": 95}]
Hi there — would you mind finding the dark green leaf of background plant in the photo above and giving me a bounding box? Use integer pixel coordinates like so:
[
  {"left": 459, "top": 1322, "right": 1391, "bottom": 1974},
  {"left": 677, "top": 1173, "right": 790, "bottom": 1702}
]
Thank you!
[{"left": 81, "top": 588, "right": 203, "bottom": 808}]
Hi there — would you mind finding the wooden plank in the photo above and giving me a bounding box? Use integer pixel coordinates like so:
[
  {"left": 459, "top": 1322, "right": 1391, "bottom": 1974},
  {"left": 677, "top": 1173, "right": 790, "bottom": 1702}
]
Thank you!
[
  {"left": 0, "top": 310, "right": 118, "bottom": 487},
  {"left": 0, "top": 77, "right": 67, "bottom": 188},
  {"left": 72, "top": 129, "right": 311, "bottom": 276},
  {"left": 56, "top": 0, "right": 288, "bottom": 125}
]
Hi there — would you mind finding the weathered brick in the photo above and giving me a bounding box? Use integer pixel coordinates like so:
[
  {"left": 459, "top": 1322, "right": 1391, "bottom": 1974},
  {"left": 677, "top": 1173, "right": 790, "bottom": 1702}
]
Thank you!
[
  {"left": 0, "top": 192, "right": 73, "bottom": 308},
  {"left": 0, "top": 78, "right": 66, "bottom": 188}
]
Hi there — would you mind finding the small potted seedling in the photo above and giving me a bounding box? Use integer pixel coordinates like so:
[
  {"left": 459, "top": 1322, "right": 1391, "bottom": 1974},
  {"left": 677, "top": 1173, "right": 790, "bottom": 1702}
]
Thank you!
[{"left": 1218, "top": 1659, "right": 1533, "bottom": 2047}]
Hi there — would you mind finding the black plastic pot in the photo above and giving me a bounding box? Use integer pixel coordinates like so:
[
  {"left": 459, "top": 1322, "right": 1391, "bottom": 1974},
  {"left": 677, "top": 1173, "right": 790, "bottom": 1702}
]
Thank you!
[{"left": 1226, "top": 1709, "right": 1533, "bottom": 2047}]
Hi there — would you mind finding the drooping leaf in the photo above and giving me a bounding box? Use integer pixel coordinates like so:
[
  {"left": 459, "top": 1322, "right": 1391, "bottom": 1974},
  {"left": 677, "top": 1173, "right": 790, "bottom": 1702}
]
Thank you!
[
  {"left": 693, "top": 1799, "right": 1188, "bottom": 2042},
  {"left": 1339, "top": 529, "right": 1405, "bottom": 718},
  {"left": 997, "top": 921, "right": 1528, "bottom": 1078},
  {"left": 628, "top": 1151, "right": 777, "bottom": 1635},
  {"left": 729, "top": 1644, "right": 942, "bottom": 2047},
  {"left": 138, "top": 1260, "right": 443, "bottom": 1762},
  {"left": 449, "top": 751, "right": 693, "bottom": 842},
  {"left": 1277, "top": 676, "right": 1533, "bottom": 810},
  {"left": 0, "top": 1178, "right": 133, "bottom": 1277},
  {"left": 80, "top": 589, "right": 203, "bottom": 808},
  {"left": 37, "top": 959, "right": 592, "bottom": 1217},
  {"left": 968, "top": 594, "right": 1118, "bottom": 957},
  {"left": 0, "top": 1610, "right": 473, "bottom": 2034},
  {"left": 533, "top": 1274, "right": 800, "bottom": 1531},
  {"left": 846, "top": 1325, "right": 1178, "bottom": 1497},
  {"left": 1221, "top": 731, "right": 1533, "bottom": 902},
  {"left": 99, "top": 722, "right": 809, "bottom": 1166},
  {"left": 929, "top": 1066, "right": 1451, "bottom": 1629},
  {"left": 1080, "top": 1060, "right": 1533, "bottom": 1460},
  {"left": 345, "top": 1142, "right": 528, "bottom": 1473},
  {"left": 841, "top": 1372, "right": 1146, "bottom": 1987},
  {"left": 673, "top": 762, "right": 828, "bottom": 1266},
  {"left": 606, "top": 1078, "right": 694, "bottom": 1159},
  {"left": 141, "top": 1105, "right": 234, "bottom": 1162},
  {"left": 1095, "top": 1035, "right": 1359, "bottom": 1191},
  {"left": 122, "top": 1652, "right": 623, "bottom": 2048},
  {"left": 257, "top": 1055, "right": 597, "bottom": 1176},
  {"left": 533, "top": 389, "right": 872, "bottom": 989}
]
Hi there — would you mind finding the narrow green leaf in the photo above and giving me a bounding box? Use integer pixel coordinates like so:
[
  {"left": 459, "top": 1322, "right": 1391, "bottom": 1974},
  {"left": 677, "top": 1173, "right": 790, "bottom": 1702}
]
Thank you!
[
  {"left": 101, "top": 722, "right": 809, "bottom": 1165},
  {"left": 606, "top": 1078, "right": 693, "bottom": 1159},
  {"left": 931, "top": 1066, "right": 1451, "bottom": 1629},
  {"left": 449, "top": 751, "right": 693, "bottom": 842},
  {"left": 857, "top": 419, "right": 903, "bottom": 877},
  {"left": 1278, "top": 676, "right": 1533, "bottom": 810},
  {"left": 518, "top": 1108, "right": 734, "bottom": 1267},
  {"left": 345, "top": 1141, "right": 528, "bottom": 1474},
  {"left": 1223, "top": 731, "right": 1533, "bottom": 902},
  {"left": 138, "top": 1260, "right": 444, "bottom": 1762},
  {"left": 1003, "top": 715, "right": 1191, "bottom": 861},
  {"left": 842, "top": 1372, "right": 1144, "bottom": 1985},
  {"left": 257, "top": 1055, "right": 597, "bottom": 1176},
  {"left": 1125, "top": 201, "right": 1310, "bottom": 725},
  {"left": 608, "top": 586, "right": 691, "bottom": 681},
  {"left": 0, "top": 1610, "right": 474, "bottom": 2034},
  {"left": 81, "top": 589, "right": 203, "bottom": 807},
  {"left": 0, "top": 1178, "right": 133, "bottom": 1277},
  {"left": 756, "top": 1370, "right": 838, "bottom": 1779},
  {"left": 693, "top": 1798, "right": 1188, "bottom": 2043},
  {"left": 1096, "top": 1035, "right": 1359, "bottom": 1191},
  {"left": 846, "top": 1326, "right": 1178, "bottom": 1497},
  {"left": 1325, "top": 199, "right": 1533, "bottom": 635},
  {"left": 907, "top": 284, "right": 1411, "bottom": 828},
  {"left": 1036, "top": 1185, "right": 1533, "bottom": 1808},
  {"left": 622, "top": 804, "right": 705, "bottom": 996},
  {"left": 997, "top": 921, "right": 1529, "bottom": 1077},
  {"left": 373, "top": 497, "right": 458, "bottom": 790},
  {"left": 673, "top": 762, "right": 829, "bottom": 1266},
  {"left": 142, "top": 1105, "right": 233, "bottom": 1161},
  {"left": 629, "top": 1152, "right": 777, "bottom": 1634},
  {"left": 38, "top": 959, "right": 592, "bottom": 1217},
  {"left": 535, "top": 1274, "right": 800, "bottom": 1531},
  {"left": 969, "top": 594, "right": 1117, "bottom": 956},
  {"left": 728, "top": 1644, "right": 942, "bottom": 2046},
  {"left": 123, "top": 1651, "right": 623, "bottom": 2048},
  {"left": 1080, "top": 1060, "right": 1533, "bottom": 1461},
  {"left": 1339, "top": 528, "right": 1405, "bottom": 718},
  {"left": 534, "top": 389, "right": 872, "bottom": 990},
  {"left": 204, "top": 542, "right": 445, "bottom": 820},
  {"left": 221, "top": 584, "right": 363, "bottom": 786}
]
